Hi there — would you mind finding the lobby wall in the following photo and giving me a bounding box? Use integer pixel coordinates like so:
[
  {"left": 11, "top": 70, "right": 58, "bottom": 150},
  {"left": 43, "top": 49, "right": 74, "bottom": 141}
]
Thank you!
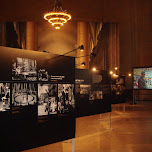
[{"left": 37, "top": 21, "right": 77, "bottom": 56}]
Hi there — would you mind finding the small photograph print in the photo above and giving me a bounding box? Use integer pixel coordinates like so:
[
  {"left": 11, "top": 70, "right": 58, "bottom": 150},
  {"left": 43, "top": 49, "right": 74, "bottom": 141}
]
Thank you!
[
  {"left": 58, "top": 84, "right": 75, "bottom": 114},
  {"left": 0, "top": 83, "right": 10, "bottom": 111},
  {"left": 96, "top": 91, "right": 103, "bottom": 99},
  {"left": 38, "top": 69, "right": 49, "bottom": 81},
  {"left": 12, "top": 57, "right": 37, "bottom": 81},
  {"left": 38, "top": 84, "right": 57, "bottom": 116},
  {"left": 89, "top": 91, "right": 96, "bottom": 101},
  {"left": 12, "top": 83, "right": 37, "bottom": 106},
  {"left": 80, "top": 85, "right": 91, "bottom": 94},
  {"left": 89, "top": 90, "right": 103, "bottom": 100}
]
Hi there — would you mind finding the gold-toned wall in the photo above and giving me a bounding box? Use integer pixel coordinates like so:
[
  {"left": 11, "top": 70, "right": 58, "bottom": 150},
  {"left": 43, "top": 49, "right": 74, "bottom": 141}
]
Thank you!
[
  {"left": 77, "top": 22, "right": 89, "bottom": 69},
  {"left": 37, "top": 21, "right": 77, "bottom": 56},
  {"left": 90, "top": 23, "right": 119, "bottom": 73}
]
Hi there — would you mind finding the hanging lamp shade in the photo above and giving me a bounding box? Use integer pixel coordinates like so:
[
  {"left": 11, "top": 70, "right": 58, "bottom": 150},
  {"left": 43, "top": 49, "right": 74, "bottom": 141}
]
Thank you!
[{"left": 44, "top": 0, "right": 71, "bottom": 29}]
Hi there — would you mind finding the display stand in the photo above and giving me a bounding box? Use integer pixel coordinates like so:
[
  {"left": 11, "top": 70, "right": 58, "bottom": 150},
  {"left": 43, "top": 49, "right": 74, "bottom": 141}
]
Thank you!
[
  {"left": 133, "top": 90, "right": 136, "bottom": 105},
  {"left": 120, "top": 103, "right": 130, "bottom": 116},
  {"left": 72, "top": 138, "right": 75, "bottom": 152},
  {"left": 106, "top": 112, "right": 114, "bottom": 131},
  {"left": 62, "top": 138, "right": 75, "bottom": 152},
  {"left": 98, "top": 114, "right": 104, "bottom": 121}
]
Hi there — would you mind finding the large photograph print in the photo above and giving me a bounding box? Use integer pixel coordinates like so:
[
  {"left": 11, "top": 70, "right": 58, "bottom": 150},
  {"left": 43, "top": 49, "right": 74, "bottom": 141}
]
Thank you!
[
  {"left": 133, "top": 67, "right": 152, "bottom": 89},
  {"left": 12, "top": 57, "right": 37, "bottom": 81},
  {"left": 0, "top": 83, "right": 10, "bottom": 111},
  {"left": 58, "top": 84, "right": 75, "bottom": 114},
  {"left": 38, "top": 83, "right": 57, "bottom": 116},
  {"left": 12, "top": 83, "right": 37, "bottom": 106}
]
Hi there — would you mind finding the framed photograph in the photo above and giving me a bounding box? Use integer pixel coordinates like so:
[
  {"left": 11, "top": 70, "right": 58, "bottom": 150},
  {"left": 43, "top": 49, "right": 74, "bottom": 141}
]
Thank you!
[
  {"left": 58, "top": 84, "right": 75, "bottom": 114},
  {"left": 38, "top": 83, "right": 57, "bottom": 116},
  {"left": 0, "top": 83, "right": 10, "bottom": 111},
  {"left": 12, "top": 57, "right": 37, "bottom": 81},
  {"left": 12, "top": 83, "right": 37, "bottom": 106},
  {"left": 80, "top": 85, "right": 91, "bottom": 95},
  {"left": 38, "top": 69, "right": 49, "bottom": 81}
]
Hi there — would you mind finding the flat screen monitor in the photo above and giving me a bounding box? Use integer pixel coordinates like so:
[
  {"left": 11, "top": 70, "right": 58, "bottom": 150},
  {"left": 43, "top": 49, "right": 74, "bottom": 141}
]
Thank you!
[{"left": 133, "top": 67, "right": 152, "bottom": 89}]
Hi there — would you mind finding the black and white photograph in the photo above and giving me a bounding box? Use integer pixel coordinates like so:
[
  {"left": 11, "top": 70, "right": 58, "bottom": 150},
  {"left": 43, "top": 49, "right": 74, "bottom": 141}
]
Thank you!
[
  {"left": 89, "top": 90, "right": 103, "bottom": 100},
  {"left": 0, "top": 83, "right": 10, "bottom": 111},
  {"left": 12, "top": 83, "right": 37, "bottom": 106},
  {"left": 89, "top": 91, "right": 96, "bottom": 100},
  {"left": 38, "top": 83, "right": 57, "bottom": 116},
  {"left": 58, "top": 84, "right": 75, "bottom": 114},
  {"left": 12, "top": 57, "right": 37, "bottom": 81},
  {"left": 38, "top": 69, "right": 49, "bottom": 81},
  {"left": 96, "top": 91, "right": 103, "bottom": 99},
  {"left": 80, "top": 85, "right": 91, "bottom": 94}
]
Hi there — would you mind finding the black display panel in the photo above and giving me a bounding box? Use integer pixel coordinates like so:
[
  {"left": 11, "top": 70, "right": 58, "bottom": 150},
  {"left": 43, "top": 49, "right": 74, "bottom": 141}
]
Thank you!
[
  {"left": 38, "top": 55, "right": 75, "bottom": 83},
  {"left": 133, "top": 67, "right": 152, "bottom": 89},
  {"left": 75, "top": 69, "right": 111, "bottom": 117},
  {"left": 0, "top": 46, "right": 75, "bottom": 152}
]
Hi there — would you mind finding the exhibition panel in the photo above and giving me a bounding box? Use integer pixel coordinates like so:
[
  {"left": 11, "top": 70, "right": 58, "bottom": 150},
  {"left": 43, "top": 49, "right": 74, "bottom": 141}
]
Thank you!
[
  {"left": 0, "top": 46, "right": 75, "bottom": 151},
  {"left": 75, "top": 69, "right": 111, "bottom": 117}
]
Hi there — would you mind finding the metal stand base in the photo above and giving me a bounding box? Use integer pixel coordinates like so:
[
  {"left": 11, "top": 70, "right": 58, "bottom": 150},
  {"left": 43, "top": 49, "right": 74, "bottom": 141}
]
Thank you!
[{"left": 105, "top": 112, "right": 114, "bottom": 131}]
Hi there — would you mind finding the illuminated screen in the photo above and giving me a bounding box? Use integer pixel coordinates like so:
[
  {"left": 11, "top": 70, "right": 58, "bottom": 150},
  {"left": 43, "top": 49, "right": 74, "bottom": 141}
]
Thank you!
[{"left": 133, "top": 67, "right": 152, "bottom": 89}]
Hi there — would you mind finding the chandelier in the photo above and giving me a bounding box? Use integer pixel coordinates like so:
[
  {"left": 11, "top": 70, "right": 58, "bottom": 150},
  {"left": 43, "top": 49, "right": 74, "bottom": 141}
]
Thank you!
[{"left": 44, "top": 0, "right": 71, "bottom": 29}]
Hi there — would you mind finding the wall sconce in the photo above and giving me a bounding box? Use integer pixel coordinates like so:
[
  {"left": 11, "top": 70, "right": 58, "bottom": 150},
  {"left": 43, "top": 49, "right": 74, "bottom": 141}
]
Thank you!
[
  {"left": 90, "top": 52, "right": 96, "bottom": 57},
  {"left": 78, "top": 45, "right": 84, "bottom": 51},
  {"left": 75, "top": 62, "right": 86, "bottom": 67},
  {"left": 81, "top": 62, "right": 85, "bottom": 66}
]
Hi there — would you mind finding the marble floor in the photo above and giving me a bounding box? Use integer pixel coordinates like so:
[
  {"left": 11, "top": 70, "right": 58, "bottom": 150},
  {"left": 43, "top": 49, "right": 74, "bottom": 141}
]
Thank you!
[{"left": 23, "top": 101, "right": 152, "bottom": 152}]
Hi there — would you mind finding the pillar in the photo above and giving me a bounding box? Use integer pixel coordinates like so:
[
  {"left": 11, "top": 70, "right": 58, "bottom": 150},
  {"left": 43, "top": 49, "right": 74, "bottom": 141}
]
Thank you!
[
  {"left": 77, "top": 22, "right": 90, "bottom": 69},
  {"left": 0, "top": 23, "right": 6, "bottom": 46},
  {"left": 26, "top": 21, "right": 38, "bottom": 51}
]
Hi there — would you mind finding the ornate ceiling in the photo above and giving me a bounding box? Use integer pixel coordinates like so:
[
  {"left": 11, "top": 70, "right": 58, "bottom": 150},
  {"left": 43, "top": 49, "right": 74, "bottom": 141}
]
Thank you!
[{"left": 0, "top": 0, "right": 127, "bottom": 22}]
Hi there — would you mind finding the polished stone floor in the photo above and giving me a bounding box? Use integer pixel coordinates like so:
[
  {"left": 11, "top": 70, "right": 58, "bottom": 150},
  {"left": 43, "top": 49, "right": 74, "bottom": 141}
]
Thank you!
[{"left": 23, "top": 101, "right": 152, "bottom": 152}]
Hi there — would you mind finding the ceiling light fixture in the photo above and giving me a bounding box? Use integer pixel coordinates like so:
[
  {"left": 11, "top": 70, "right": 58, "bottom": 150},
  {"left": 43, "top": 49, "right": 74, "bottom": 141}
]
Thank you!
[{"left": 44, "top": 0, "right": 71, "bottom": 29}]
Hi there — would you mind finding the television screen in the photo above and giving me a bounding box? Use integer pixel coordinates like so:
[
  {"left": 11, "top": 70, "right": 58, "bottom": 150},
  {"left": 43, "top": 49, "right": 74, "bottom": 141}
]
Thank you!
[{"left": 133, "top": 67, "right": 152, "bottom": 89}]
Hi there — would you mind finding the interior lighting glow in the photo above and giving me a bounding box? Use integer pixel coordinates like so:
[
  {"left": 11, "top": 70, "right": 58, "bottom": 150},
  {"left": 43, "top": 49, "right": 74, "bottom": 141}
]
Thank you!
[
  {"left": 128, "top": 73, "right": 132, "bottom": 77},
  {"left": 110, "top": 71, "right": 113, "bottom": 75},
  {"left": 115, "top": 67, "right": 118, "bottom": 70},
  {"left": 92, "top": 67, "right": 96, "bottom": 71},
  {"left": 44, "top": 10, "right": 71, "bottom": 30}
]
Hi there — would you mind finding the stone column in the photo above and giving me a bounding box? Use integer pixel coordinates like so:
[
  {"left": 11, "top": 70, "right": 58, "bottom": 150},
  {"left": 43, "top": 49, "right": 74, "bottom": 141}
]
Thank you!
[
  {"left": 77, "top": 22, "right": 90, "bottom": 69},
  {"left": 0, "top": 23, "right": 6, "bottom": 46},
  {"left": 26, "top": 21, "right": 38, "bottom": 50}
]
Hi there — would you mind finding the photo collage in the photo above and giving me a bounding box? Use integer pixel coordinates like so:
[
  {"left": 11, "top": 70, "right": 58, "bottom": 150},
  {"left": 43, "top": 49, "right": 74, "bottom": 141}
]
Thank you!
[{"left": 0, "top": 57, "right": 75, "bottom": 116}]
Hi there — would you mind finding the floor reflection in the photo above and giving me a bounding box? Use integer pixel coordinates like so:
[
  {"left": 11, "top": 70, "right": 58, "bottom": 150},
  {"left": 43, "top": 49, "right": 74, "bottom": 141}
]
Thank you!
[{"left": 23, "top": 101, "right": 152, "bottom": 152}]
